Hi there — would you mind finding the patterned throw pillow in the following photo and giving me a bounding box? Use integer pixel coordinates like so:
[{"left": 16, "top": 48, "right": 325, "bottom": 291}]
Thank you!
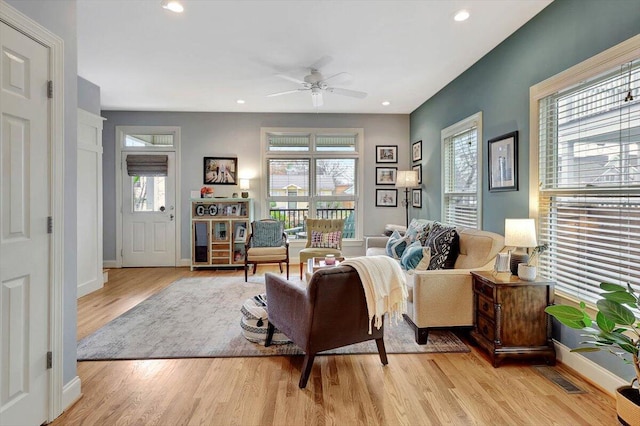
[
  {"left": 401, "top": 243, "right": 432, "bottom": 271},
  {"left": 405, "top": 219, "right": 432, "bottom": 246},
  {"left": 425, "top": 223, "right": 459, "bottom": 270},
  {"left": 252, "top": 221, "right": 284, "bottom": 247},
  {"left": 385, "top": 230, "right": 410, "bottom": 259},
  {"left": 310, "top": 230, "right": 342, "bottom": 249}
]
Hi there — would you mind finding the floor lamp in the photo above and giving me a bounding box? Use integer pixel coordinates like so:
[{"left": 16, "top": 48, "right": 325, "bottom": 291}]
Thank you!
[{"left": 396, "top": 171, "right": 419, "bottom": 227}]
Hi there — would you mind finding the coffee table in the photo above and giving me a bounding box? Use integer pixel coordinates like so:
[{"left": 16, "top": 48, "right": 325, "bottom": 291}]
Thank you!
[{"left": 305, "top": 256, "right": 345, "bottom": 282}]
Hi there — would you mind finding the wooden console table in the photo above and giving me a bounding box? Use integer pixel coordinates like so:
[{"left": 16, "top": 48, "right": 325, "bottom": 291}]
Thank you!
[{"left": 470, "top": 270, "right": 556, "bottom": 367}]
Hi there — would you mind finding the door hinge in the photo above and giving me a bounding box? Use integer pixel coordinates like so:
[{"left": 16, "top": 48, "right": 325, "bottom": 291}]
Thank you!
[
  {"left": 47, "top": 216, "right": 53, "bottom": 234},
  {"left": 46, "top": 351, "right": 52, "bottom": 369},
  {"left": 47, "top": 80, "right": 53, "bottom": 99},
  {"left": 121, "top": 249, "right": 123, "bottom": 257}
]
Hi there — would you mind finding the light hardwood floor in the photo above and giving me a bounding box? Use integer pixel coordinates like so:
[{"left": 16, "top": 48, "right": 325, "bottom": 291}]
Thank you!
[{"left": 52, "top": 267, "right": 618, "bottom": 425}]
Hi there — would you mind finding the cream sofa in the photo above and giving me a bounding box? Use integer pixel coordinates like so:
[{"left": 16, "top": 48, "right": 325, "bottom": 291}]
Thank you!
[{"left": 366, "top": 222, "right": 504, "bottom": 344}]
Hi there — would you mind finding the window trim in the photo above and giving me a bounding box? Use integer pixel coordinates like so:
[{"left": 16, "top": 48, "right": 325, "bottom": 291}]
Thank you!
[
  {"left": 261, "top": 127, "right": 364, "bottom": 241},
  {"left": 440, "top": 112, "right": 483, "bottom": 228},
  {"left": 529, "top": 34, "right": 640, "bottom": 304}
]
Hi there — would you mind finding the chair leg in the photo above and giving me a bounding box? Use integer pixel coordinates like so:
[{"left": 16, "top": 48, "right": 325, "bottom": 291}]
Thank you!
[
  {"left": 286, "top": 262, "right": 289, "bottom": 280},
  {"left": 244, "top": 262, "right": 248, "bottom": 282},
  {"left": 279, "top": 262, "right": 283, "bottom": 273},
  {"left": 299, "top": 353, "right": 316, "bottom": 389},
  {"left": 252, "top": 264, "right": 257, "bottom": 274},
  {"left": 299, "top": 262, "right": 303, "bottom": 279},
  {"left": 375, "top": 338, "right": 388, "bottom": 365},
  {"left": 265, "top": 322, "right": 275, "bottom": 347}
]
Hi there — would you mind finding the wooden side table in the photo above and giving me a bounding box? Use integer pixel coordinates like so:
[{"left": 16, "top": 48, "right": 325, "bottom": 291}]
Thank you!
[{"left": 470, "top": 270, "right": 556, "bottom": 367}]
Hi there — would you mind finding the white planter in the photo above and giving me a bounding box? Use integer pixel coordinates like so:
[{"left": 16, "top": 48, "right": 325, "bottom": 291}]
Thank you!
[{"left": 517, "top": 264, "right": 537, "bottom": 281}]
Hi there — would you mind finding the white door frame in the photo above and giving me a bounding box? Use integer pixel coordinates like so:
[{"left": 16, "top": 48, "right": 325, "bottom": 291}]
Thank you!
[
  {"left": 115, "top": 126, "right": 181, "bottom": 267},
  {"left": 0, "top": 1, "right": 65, "bottom": 421}
]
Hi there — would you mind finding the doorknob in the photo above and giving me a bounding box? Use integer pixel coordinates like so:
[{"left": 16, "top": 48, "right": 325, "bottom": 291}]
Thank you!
[
  {"left": 170, "top": 214, "right": 174, "bottom": 221},
  {"left": 159, "top": 206, "right": 166, "bottom": 212}
]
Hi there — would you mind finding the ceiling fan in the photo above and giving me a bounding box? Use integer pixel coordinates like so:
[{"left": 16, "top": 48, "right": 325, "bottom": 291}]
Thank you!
[{"left": 267, "top": 58, "right": 367, "bottom": 107}]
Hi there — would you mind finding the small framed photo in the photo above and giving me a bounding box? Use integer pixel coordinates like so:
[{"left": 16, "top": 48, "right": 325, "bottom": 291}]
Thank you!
[
  {"left": 412, "top": 140, "right": 422, "bottom": 162},
  {"left": 203, "top": 157, "right": 237, "bottom": 185},
  {"left": 376, "top": 145, "right": 398, "bottom": 163},
  {"left": 412, "top": 189, "right": 422, "bottom": 208},
  {"left": 376, "top": 167, "right": 397, "bottom": 185},
  {"left": 376, "top": 189, "right": 397, "bottom": 207},
  {"left": 235, "top": 224, "right": 246, "bottom": 241},
  {"left": 412, "top": 164, "right": 422, "bottom": 184},
  {"left": 488, "top": 131, "right": 518, "bottom": 192}
]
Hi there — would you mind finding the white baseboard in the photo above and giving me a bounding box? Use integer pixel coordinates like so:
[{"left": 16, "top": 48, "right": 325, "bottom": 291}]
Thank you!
[
  {"left": 554, "top": 340, "right": 627, "bottom": 396},
  {"left": 61, "top": 376, "right": 82, "bottom": 412},
  {"left": 103, "top": 260, "right": 118, "bottom": 268},
  {"left": 77, "top": 280, "right": 103, "bottom": 298},
  {"left": 179, "top": 258, "right": 191, "bottom": 267}
]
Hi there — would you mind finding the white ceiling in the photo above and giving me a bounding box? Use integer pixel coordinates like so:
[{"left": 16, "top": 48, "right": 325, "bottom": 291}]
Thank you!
[{"left": 77, "top": 0, "right": 552, "bottom": 114}]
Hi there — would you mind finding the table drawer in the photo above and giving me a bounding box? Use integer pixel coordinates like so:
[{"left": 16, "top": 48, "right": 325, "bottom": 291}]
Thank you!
[
  {"left": 477, "top": 314, "right": 495, "bottom": 343},
  {"left": 477, "top": 294, "right": 495, "bottom": 318},
  {"left": 474, "top": 279, "right": 494, "bottom": 298}
]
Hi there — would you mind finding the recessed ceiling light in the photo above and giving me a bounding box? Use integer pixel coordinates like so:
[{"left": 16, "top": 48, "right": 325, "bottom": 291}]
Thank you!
[
  {"left": 161, "top": 0, "right": 184, "bottom": 13},
  {"left": 381, "top": 101, "right": 390, "bottom": 106},
  {"left": 236, "top": 99, "right": 246, "bottom": 104},
  {"left": 454, "top": 9, "right": 470, "bottom": 22}
]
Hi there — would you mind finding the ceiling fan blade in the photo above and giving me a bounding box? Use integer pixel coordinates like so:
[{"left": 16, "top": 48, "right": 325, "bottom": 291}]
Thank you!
[
  {"left": 275, "top": 74, "right": 306, "bottom": 85},
  {"left": 320, "top": 72, "right": 352, "bottom": 85},
  {"left": 326, "top": 87, "right": 368, "bottom": 99},
  {"left": 309, "top": 55, "right": 333, "bottom": 71},
  {"left": 266, "top": 89, "right": 307, "bottom": 97}
]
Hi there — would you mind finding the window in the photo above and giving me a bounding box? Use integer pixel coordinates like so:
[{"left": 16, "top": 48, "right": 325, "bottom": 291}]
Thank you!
[
  {"left": 262, "top": 129, "right": 362, "bottom": 240},
  {"left": 441, "top": 112, "right": 482, "bottom": 228},
  {"left": 532, "top": 39, "right": 640, "bottom": 305}
]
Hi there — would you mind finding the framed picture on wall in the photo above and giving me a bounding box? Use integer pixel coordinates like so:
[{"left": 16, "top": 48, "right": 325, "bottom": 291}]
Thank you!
[
  {"left": 412, "top": 189, "right": 422, "bottom": 208},
  {"left": 376, "top": 167, "right": 397, "bottom": 185},
  {"left": 203, "top": 157, "right": 237, "bottom": 185},
  {"left": 376, "top": 189, "right": 397, "bottom": 207},
  {"left": 488, "top": 131, "right": 518, "bottom": 192},
  {"left": 376, "top": 145, "right": 398, "bottom": 163},
  {"left": 412, "top": 140, "right": 422, "bottom": 162},
  {"left": 412, "top": 164, "right": 422, "bottom": 184}
]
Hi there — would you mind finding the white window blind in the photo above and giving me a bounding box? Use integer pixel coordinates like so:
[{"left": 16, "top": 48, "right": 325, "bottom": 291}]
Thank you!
[
  {"left": 442, "top": 114, "right": 481, "bottom": 228},
  {"left": 538, "top": 59, "right": 640, "bottom": 304}
]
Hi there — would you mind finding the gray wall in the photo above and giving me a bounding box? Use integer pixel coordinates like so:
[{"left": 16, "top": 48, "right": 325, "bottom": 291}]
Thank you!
[
  {"left": 410, "top": 0, "right": 640, "bottom": 380},
  {"left": 78, "top": 76, "right": 101, "bottom": 115},
  {"left": 6, "top": 0, "right": 78, "bottom": 384},
  {"left": 101, "top": 111, "right": 410, "bottom": 262}
]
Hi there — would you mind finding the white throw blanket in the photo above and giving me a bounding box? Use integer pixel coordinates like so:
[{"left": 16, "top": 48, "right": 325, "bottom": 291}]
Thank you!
[{"left": 341, "top": 256, "right": 408, "bottom": 333}]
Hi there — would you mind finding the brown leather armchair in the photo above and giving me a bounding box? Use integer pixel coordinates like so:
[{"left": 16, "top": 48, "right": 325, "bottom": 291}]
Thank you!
[{"left": 265, "top": 265, "right": 388, "bottom": 388}]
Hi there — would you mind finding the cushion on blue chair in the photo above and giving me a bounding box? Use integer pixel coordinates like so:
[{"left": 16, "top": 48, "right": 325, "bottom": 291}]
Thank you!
[{"left": 252, "top": 221, "right": 284, "bottom": 247}]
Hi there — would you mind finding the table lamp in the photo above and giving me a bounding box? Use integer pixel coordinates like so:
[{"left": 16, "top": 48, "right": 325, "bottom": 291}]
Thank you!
[
  {"left": 504, "top": 218, "right": 537, "bottom": 276},
  {"left": 395, "top": 171, "right": 419, "bottom": 227},
  {"left": 240, "top": 178, "right": 250, "bottom": 198}
]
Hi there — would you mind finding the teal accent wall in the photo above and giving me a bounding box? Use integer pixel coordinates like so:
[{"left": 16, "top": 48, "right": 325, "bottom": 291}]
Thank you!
[
  {"left": 410, "top": 0, "right": 640, "bottom": 382},
  {"left": 410, "top": 0, "right": 640, "bottom": 235}
]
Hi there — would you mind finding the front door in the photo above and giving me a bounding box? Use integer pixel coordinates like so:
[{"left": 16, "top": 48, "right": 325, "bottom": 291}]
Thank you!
[
  {"left": 0, "top": 20, "right": 50, "bottom": 425},
  {"left": 122, "top": 152, "right": 176, "bottom": 266}
]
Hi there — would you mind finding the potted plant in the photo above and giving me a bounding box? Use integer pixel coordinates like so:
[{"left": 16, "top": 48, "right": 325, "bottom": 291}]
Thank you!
[
  {"left": 545, "top": 282, "right": 640, "bottom": 425},
  {"left": 517, "top": 244, "right": 548, "bottom": 281}
]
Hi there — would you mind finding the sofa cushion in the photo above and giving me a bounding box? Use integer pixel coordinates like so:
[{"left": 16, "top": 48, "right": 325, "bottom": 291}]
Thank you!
[
  {"left": 401, "top": 242, "right": 431, "bottom": 270},
  {"left": 454, "top": 228, "right": 505, "bottom": 269},
  {"left": 386, "top": 230, "right": 410, "bottom": 259},
  {"left": 425, "top": 223, "right": 459, "bottom": 270}
]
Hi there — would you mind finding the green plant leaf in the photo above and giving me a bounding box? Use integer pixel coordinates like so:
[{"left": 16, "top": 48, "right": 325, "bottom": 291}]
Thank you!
[
  {"left": 597, "top": 299, "right": 637, "bottom": 325},
  {"left": 545, "top": 305, "right": 587, "bottom": 329},
  {"left": 600, "top": 282, "right": 627, "bottom": 292},
  {"left": 602, "top": 291, "right": 637, "bottom": 304},
  {"left": 596, "top": 311, "right": 616, "bottom": 332},
  {"left": 571, "top": 347, "right": 601, "bottom": 353}
]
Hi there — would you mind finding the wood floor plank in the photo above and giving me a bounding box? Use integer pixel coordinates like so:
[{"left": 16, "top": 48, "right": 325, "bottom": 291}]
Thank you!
[{"left": 51, "top": 267, "right": 619, "bottom": 426}]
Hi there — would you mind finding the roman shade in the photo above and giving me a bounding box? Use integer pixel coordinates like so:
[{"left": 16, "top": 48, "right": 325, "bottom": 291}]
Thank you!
[{"left": 126, "top": 154, "right": 168, "bottom": 176}]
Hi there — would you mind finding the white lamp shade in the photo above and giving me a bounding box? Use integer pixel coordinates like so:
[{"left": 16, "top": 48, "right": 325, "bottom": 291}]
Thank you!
[
  {"left": 395, "top": 171, "right": 419, "bottom": 188},
  {"left": 504, "top": 218, "right": 537, "bottom": 247},
  {"left": 239, "top": 178, "right": 250, "bottom": 190}
]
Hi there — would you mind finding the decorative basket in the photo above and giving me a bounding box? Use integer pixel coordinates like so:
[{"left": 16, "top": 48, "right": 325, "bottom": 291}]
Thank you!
[{"left": 617, "top": 385, "right": 640, "bottom": 426}]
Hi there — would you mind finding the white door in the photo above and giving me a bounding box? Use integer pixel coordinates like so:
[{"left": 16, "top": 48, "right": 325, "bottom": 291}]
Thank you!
[
  {"left": 0, "top": 21, "right": 50, "bottom": 425},
  {"left": 122, "top": 152, "right": 176, "bottom": 266}
]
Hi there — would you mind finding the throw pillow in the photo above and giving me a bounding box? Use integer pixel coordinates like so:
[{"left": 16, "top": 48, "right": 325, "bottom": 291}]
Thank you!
[
  {"left": 405, "top": 219, "right": 432, "bottom": 245},
  {"left": 385, "top": 230, "right": 410, "bottom": 259},
  {"left": 415, "top": 247, "right": 432, "bottom": 270},
  {"left": 252, "top": 221, "right": 284, "bottom": 247},
  {"left": 400, "top": 241, "right": 431, "bottom": 270},
  {"left": 310, "top": 230, "right": 342, "bottom": 249},
  {"left": 425, "top": 223, "right": 459, "bottom": 270}
]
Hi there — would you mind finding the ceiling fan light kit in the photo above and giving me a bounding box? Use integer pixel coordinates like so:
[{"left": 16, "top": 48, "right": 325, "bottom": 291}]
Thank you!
[
  {"left": 161, "top": 0, "right": 184, "bottom": 13},
  {"left": 267, "top": 58, "right": 368, "bottom": 107}
]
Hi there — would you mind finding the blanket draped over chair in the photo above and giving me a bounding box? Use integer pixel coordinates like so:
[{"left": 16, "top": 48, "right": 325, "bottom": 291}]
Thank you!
[{"left": 342, "top": 256, "right": 408, "bottom": 333}]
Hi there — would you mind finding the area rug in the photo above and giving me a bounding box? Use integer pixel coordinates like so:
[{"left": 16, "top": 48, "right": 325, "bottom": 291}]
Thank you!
[{"left": 77, "top": 276, "right": 469, "bottom": 360}]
